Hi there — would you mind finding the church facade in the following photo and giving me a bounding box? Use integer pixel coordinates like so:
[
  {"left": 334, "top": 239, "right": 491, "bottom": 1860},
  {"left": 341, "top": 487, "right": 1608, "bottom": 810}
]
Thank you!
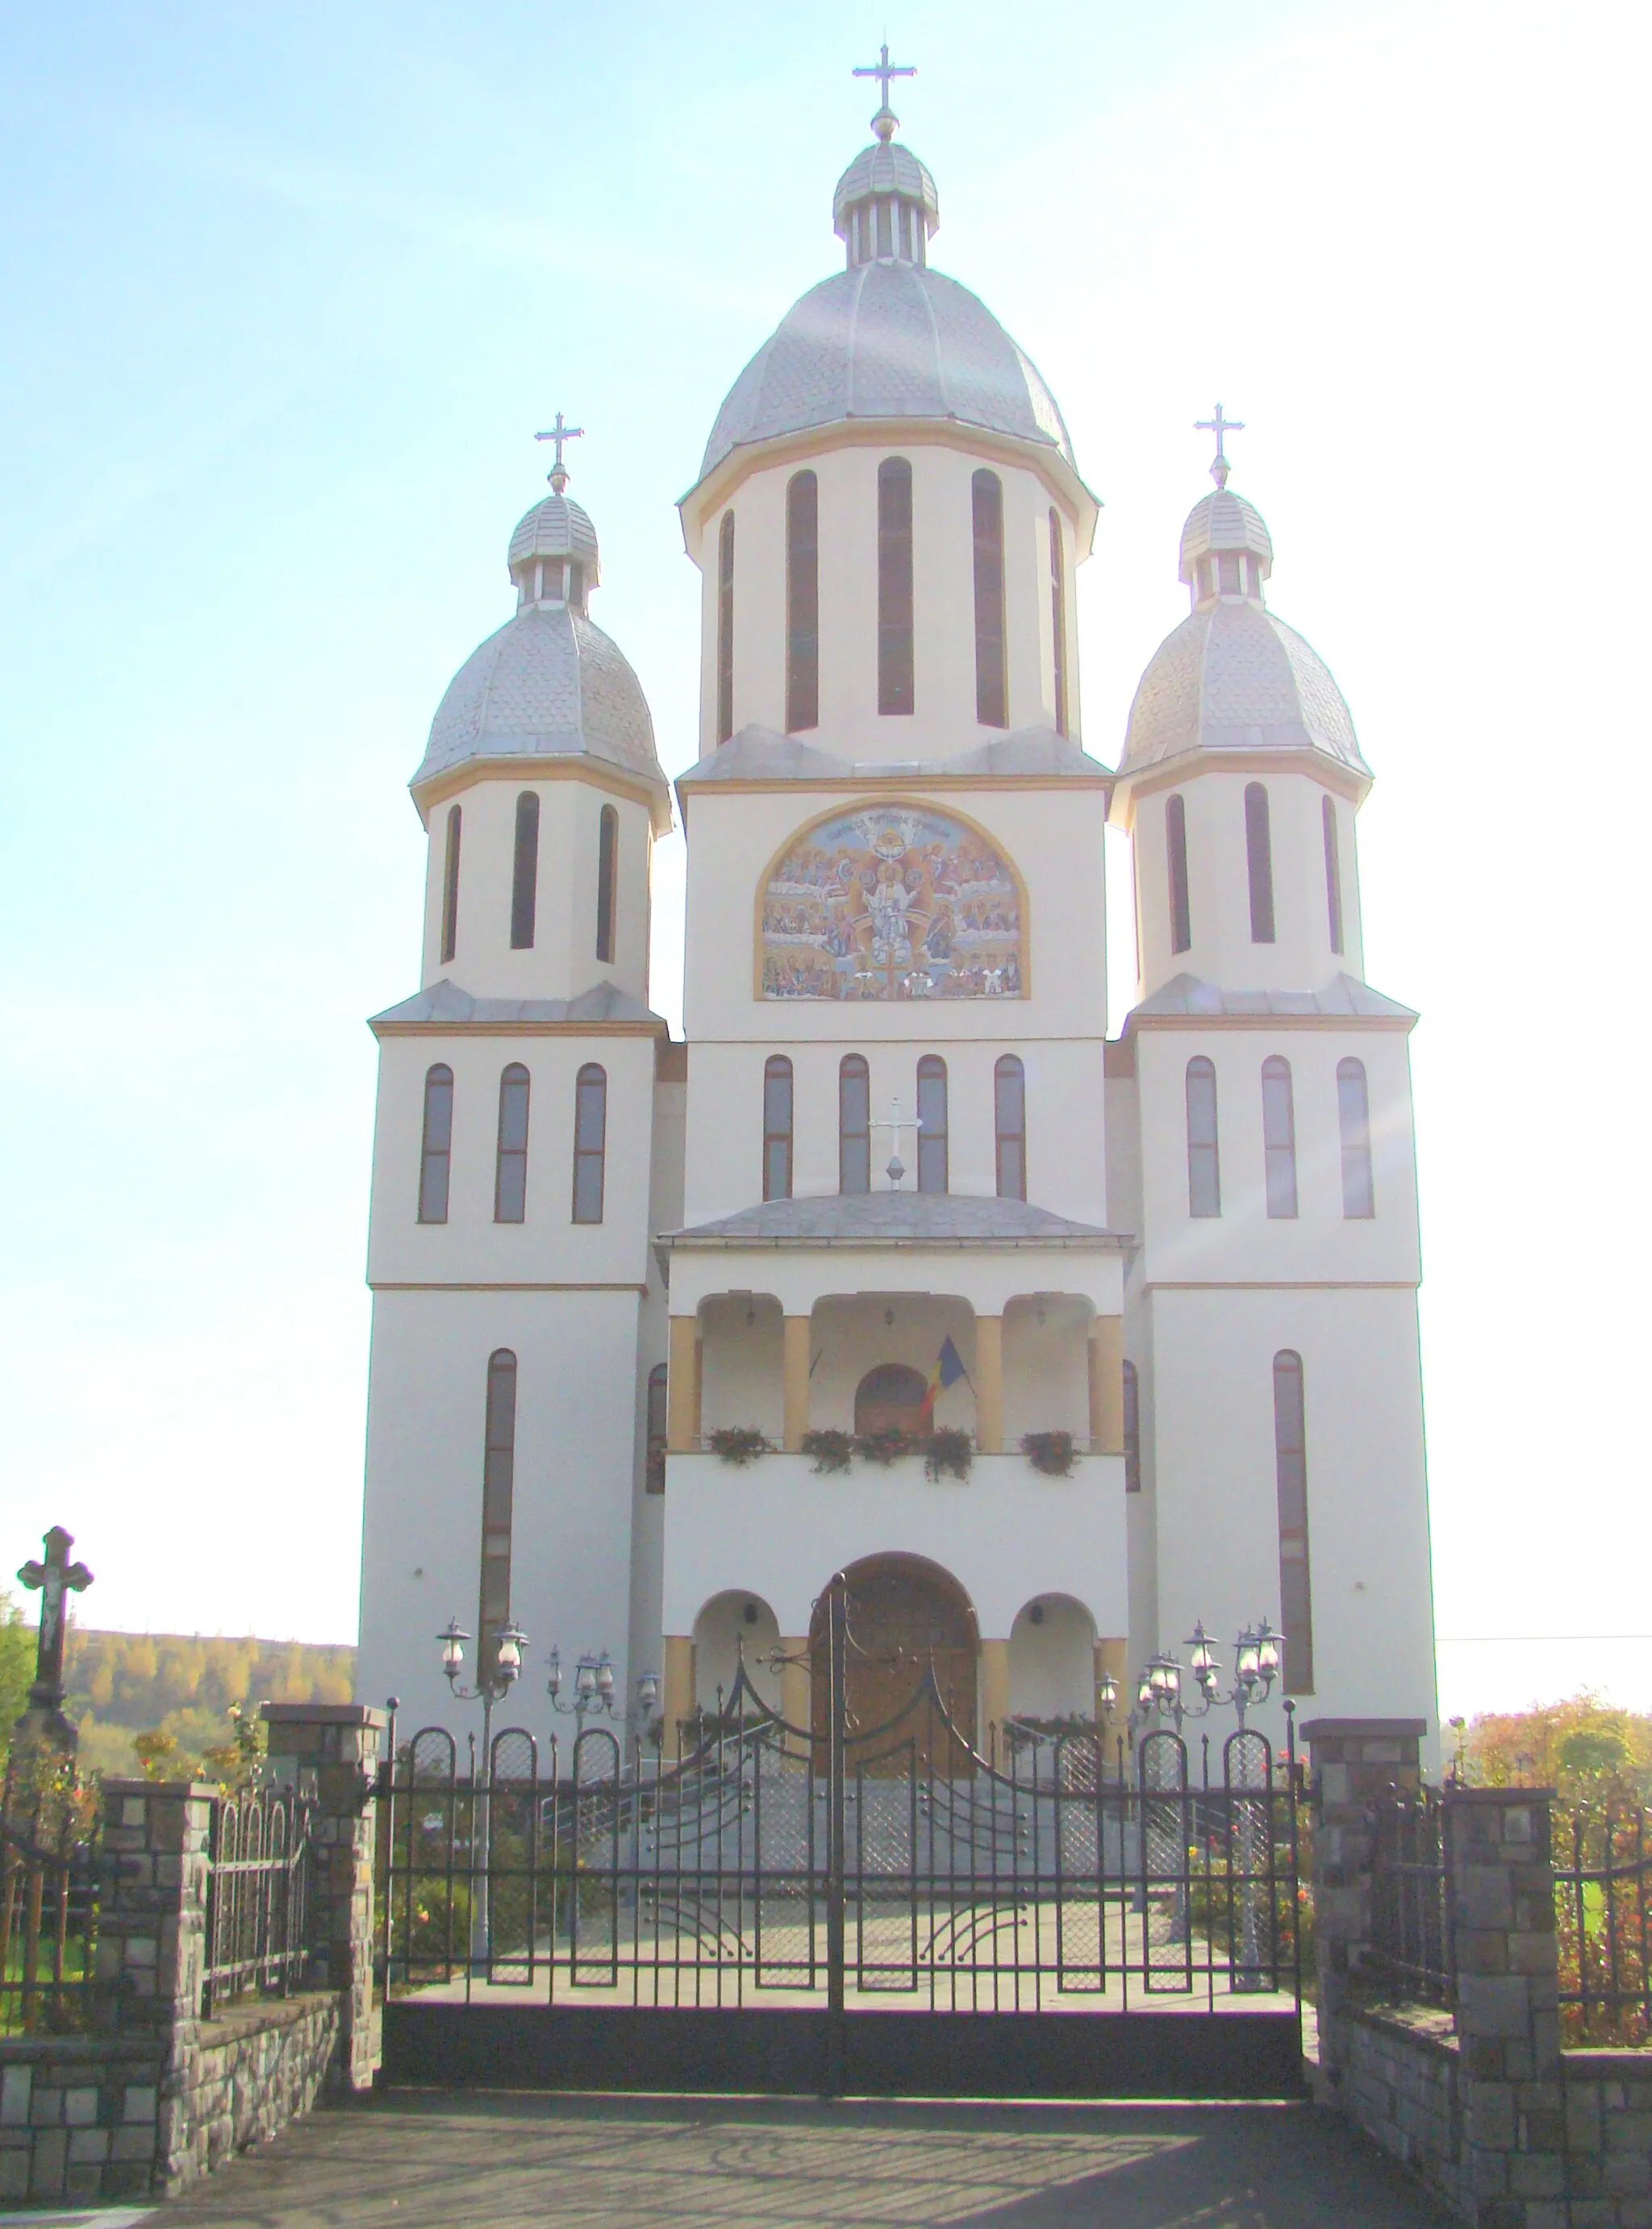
[{"left": 354, "top": 100, "right": 1438, "bottom": 1759}]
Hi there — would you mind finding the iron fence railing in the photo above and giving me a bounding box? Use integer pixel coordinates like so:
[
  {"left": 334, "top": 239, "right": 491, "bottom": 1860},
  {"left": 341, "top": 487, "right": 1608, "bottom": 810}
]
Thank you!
[
  {"left": 202, "top": 1788, "right": 315, "bottom": 2015},
  {"left": 1555, "top": 1801, "right": 1652, "bottom": 2045},
  {"left": 1368, "top": 1789, "right": 1453, "bottom": 2003},
  {"left": 0, "top": 1816, "right": 100, "bottom": 2035}
]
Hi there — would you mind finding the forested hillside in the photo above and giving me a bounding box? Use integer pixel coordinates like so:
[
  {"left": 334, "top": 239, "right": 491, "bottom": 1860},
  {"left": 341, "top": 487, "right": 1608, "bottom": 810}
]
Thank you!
[{"left": 63, "top": 1627, "right": 355, "bottom": 1726}]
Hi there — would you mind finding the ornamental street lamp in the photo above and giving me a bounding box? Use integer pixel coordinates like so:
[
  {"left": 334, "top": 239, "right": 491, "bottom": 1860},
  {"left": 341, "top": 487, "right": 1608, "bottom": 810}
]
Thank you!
[
  {"left": 545, "top": 1647, "right": 617, "bottom": 1719},
  {"left": 436, "top": 1615, "right": 527, "bottom": 1969},
  {"left": 1133, "top": 1617, "right": 1285, "bottom": 1734}
]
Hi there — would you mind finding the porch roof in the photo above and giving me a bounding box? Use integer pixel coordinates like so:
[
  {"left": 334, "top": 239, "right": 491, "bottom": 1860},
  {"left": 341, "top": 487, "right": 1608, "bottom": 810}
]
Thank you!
[{"left": 659, "top": 1192, "right": 1131, "bottom": 1252}]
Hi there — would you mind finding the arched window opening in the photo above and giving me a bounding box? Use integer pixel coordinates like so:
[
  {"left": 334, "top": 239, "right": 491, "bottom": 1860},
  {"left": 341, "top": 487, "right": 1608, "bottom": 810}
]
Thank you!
[
  {"left": 1245, "top": 783, "right": 1275, "bottom": 944},
  {"left": 477, "top": 1349, "right": 517, "bottom": 1683},
  {"left": 510, "top": 792, "right": 539, "bottom": 950},
  {"left": 1122, "top": 1359, "right": 1141, "bottom": 1493},
  {"left": 645, "top": 1362, "right": 669, "bottom": 1495},
  {"left": 1185, "top": 1057, "right": 1220, "bottom": 1217},
  {"left": 596, "top": 804, "right": 619, "bottom": 965},
  {"left": 1166, "top": 794, "right": 1191, "bottom": 955},
  {"left": 1262, "top": 1056, "right": 1298, "bottom": 1218},
  {"left": 418, "top": 1063, "right": 453, "bottom": 1225},
  {"left": 1337, "top": 1058, "right": 1375, "bottom": 1218},
  {"left": 853, "top": 1365, "right": 928, "bottom": 1437},
  {"left": 440, "top": 805, "right": 461, "bottom": 965},
  {"left": 1048, "top": 508, "right": 1069, "bottom": 738},
  {"left": 916, "top": 1055, "right": 949, "bottom": 1194},
  {"left": 715, "top": 511, "right": 735, "bottom": 745},
  {"left": 839, "top": 1055, "right": 870, "bottom": 1195},
  {"left": 572, "top": 1063, "right": 607, "bottom": 1223},
  {"left": 1323, "top": 795, "right": 1345, "bottom": 956},
  {"left": 762, "top": 1055, "right": 794, "bottom": 1202},
  {"left": 1273, "top": 1351, "right": 1313, "bottom": 1693},
  {"left": 494, "top": 1063, "right": 530, "bottom": 1223},
  {"left": 972, "top": 470, "right": 1007, "bottom": 728},
  {"left": 786, "top": 471, "right": 819, "bottom": 733},
  {"left": 995, "top": 1054, "right": 1026, "bottom": 1201},
  {"left": 877, "top": 458, "right": 914, "bottom": 715}
]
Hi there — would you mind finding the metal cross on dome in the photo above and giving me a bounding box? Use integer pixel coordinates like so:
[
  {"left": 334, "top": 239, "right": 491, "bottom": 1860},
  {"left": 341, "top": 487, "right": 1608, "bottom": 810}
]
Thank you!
[
  {"left": 1195, "top": 403, "right": 1245, "bottom": 490},
  {"left": 853, "top": 43, "right": 916, "bottom": 140},
  {"left": 535, "top": 411, "right": 585, "bottom": 495}
]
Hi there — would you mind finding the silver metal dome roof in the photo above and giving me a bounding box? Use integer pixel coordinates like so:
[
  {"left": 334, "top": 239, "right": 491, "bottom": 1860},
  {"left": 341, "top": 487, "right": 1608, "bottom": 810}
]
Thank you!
[
  {"left": 698, "top": 260, "right": 1075, "bottom": 484},
  {"left": 832, "top": 140, "right": 938, "bottom": 237},
  {"left": 1179, "top": 488, "right": 1273, "bottom": 585},
  {"left": 414, "top": 603, "right": 665, "bottom": 795},
  {"left": 507, "top": 493, "right": 600, "bottom": 581},
  {"left": 1120, "top": 599, "right": 1367, "bottom": 779}
]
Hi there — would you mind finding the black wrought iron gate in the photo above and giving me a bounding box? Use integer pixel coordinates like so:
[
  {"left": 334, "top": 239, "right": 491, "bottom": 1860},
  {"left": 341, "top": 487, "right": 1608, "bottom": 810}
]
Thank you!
[{"left": 377, "top": 1591, "right": 1307, "bottom": 2097}]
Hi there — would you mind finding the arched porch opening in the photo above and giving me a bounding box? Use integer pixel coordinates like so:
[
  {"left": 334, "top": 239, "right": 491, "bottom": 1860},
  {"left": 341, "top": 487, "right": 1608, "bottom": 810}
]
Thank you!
[
  {"left": 1007, "top": 1592, "right": 1098, "bottom": 1725},
  {"left": 809, "top": 1554, "right": 978, "bottom": 1760}
]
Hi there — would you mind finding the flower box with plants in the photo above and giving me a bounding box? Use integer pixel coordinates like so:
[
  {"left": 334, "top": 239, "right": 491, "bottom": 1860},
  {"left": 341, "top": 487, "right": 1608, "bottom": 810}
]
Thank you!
[
  {"left": 1020, "top": 1430, "right": 1078, "bottom": 1476},
  {"left": 707, "top": 1425, "right": 774, "bottom": 1467}
]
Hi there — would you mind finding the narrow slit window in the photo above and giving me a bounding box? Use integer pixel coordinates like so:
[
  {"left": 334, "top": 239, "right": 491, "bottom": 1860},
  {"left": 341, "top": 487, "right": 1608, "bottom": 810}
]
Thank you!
[
  {"left": 1245, "top": 783, "right": 1275, "bottom": 943},
  {"left": 596, "top": 804, "right": 618, "bottom": 964},
  {"left": 1273, "top": 1351, "right": 1313, "bottom": 1693},
  {"left": 877, "top": 458, "right": 914, "bottom": 715},
  {"left": 1048, "top": 508, "right": 1068, "bottom": 738},
  {"left": 762, "top": 1055, "right": 794, "bottom": 1202},
  {"left": 1166, "top": 794, "right": 1191, "bottom": 954},
  {"left": 972, "top": 470, "right": 1007, "bottom": 728},
  {"left": 1337, "top": 1058, "right": 1375, "bottom": 1218},
  {"left": 1262, "top": 1056, "right": 1298, "bottom": 1218},
  {"left": 916, "top": 1055, "right": 949, "bottom": 1194},
  {"left": 440, "top": 805, "right": 461, "bottom": 965},
  {"left": 477, "top": 1349, "right": 517, "bottom": 1682},
  {"left": 418, "top": 1063, "right": 453, "bottom": 1224},
  {"left": 786, "top": 471, "right": 820, "bottom": 733},
  {"left": 1122, "top": 1359, "right": 1141, "bottom": 1493},
  {"left": 1185, "top": 1057, "right": 1220, "bottom": 1217},
  {"left": 494, "top": 1063, "right": 530, "bottom": 1223},
  {"left": 715, "top": 511, "right": 735, "bottom": 744},
  {"left": 645, "top": 1363, "right": 669, "bottom": 1495},
  {"left": 1323, "top": 795, "right": 1345, "bottom": 956},
  {"left": 510, "top": 792, "right": 539, "bottom": 950},
  {"left": 995, "top": 1054, "right": 1026, "bottom": 1201},
  {"left": 572, "top": 1063, "right": 607, "bottom": 1224},
  {"left": 839, "top": 1054, "right": 870, "bottom": 1195}
]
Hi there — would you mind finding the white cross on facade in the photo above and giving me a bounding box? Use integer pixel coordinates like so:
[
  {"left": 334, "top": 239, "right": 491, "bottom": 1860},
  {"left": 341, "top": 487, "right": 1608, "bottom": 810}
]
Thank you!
[{"left": 870, "top": 1095, "right": 923, "bottom": 1190}]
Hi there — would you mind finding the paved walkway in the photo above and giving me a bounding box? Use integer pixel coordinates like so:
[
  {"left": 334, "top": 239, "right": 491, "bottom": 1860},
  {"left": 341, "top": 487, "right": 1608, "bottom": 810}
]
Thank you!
[{"left": 152, "top": 2092, "right": 1456, "bottom": 2227}]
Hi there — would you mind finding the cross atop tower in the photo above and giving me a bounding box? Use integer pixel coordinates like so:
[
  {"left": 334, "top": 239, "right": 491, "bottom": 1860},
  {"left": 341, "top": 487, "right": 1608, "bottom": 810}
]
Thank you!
[
  {"left": 853, "top": 43, "right": 916, "bottom": 143},
  {"left": 1195, "top": 403, "right": 1245, "bottom": 490},
  {"left": 535, "top": 411, "right": 585, "bottom": 495}
]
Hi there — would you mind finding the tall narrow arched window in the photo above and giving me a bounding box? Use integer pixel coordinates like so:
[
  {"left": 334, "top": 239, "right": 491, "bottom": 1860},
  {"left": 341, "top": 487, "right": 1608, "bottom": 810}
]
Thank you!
[
  {"left": 1166, "top": 794, "right": 1192, "bottom": 955},
  {"left": 715, "top": 510, "right": 735, "bottom": 745},
  {"left": 762, "top": 1055, "right": 794, "bottom": 1201},
  {"left": 440, "top": 805, "right": 461, "bottom": 964},
  {"left": 494, "top": 1063, "right": 530, "bottom": 1223},
  {"left": 1273, "top": 1350, "right": 1313, "bottom": 1693},
  {"left": 1185, "top": 1056, "right": 1220, "bottom": 1217},
  {"left": 1323, "top": 795, "right": 1345, "bottom": 956},
  {"left": 477, "top": 1349, "right": 517, "bottom": 1682},
  {"left": 595, "top": 804, "right": 618, "bottom": 964},
  {"left": 972, "top": 470, "right": 1007, "bottom": 728},
  {"left": 510, "top": 792, "right": 539, "bottom": 950},
  {"left": 838, "top": 1054, "right": 870, "bottom": 1195},
  {"left": 786, "top": 470, "right": 819, "bottom": 733},
  {"left": 995, "top": 1054, "right": 1026, "bottom": 1201},
  {"left": 877, "top": 457, "right": 914, "bottom": 715},
  {"left": 1048, "top": 508, "right": 1069, "bottom": 737},
  {"left": 1245, "top": 783, "right": 1275, "bottom": 943},
  {"left": 1122, "top": 1359, "right": 1141, "bottom": 1493},
  {"left": 571, "top": 1063, "right": 607, "bottom": 1223},
  {"left": 1337, "top": 1057, "right": 1375, "bottom": 1218},
  {"left": 645, "top": 1362, "right": 669, "bottom": 1495},
  {"left": 1262, "top": 1056, "right": 1298, "bottom": 1218},
  {"left": 418, "top": 1063, "right": 453, "bottom": 1224},
  {"left": 916, "top": 1055, "right": 949, "bottom": 1194}
]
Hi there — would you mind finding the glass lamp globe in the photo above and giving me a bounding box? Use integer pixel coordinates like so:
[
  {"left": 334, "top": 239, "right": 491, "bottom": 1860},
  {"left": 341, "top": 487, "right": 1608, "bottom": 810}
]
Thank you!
[
  {"left": 495, "top": 1622, "right": 527, "bottom": 1682},
  {"left": 1256, "top": 1622, "right": 1283, "bottom": 1682},
  {"left": 546, "top": 1647, "right": 562, "bottom": 1699},
  {"left": 1235, "top": 1626, "right": 1262, "bottom": 1688},
  {"left": 438, "top": 1620, "right": 469, "bottom": 1680},
  {"left": 576, "top": 1656, "right": 598, "bottom": 1702},
  {"left": 637, "top": 1670, "right": 660, "bottom": 1713},
  {"left": 595, "top": 1654, "right": 615, "bottom": 1703}
]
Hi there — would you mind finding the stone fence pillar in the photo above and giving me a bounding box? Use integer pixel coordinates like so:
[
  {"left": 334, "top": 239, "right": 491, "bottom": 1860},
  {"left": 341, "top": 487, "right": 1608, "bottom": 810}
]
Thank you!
[
  {"left": 261, "top": 1705, "right": 386, "bottom": 2092},
  {"left": 95, "top": 1780, "right": 216, "bottom": 2033}
]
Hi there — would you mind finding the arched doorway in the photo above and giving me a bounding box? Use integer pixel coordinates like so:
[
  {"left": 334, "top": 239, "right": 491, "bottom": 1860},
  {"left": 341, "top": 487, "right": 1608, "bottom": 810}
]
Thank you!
[
  {"left": 854, "top": 1363, "right": 928, "bottom": 1435},
  {"left": 810, "top": 1555, "right": 978, "bottom": 1764}
]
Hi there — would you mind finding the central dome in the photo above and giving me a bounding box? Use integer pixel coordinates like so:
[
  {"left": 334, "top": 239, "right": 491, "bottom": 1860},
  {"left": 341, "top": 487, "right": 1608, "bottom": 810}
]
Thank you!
[{"left": 699, "top": 259, "right": 1075, "bottom": 484}]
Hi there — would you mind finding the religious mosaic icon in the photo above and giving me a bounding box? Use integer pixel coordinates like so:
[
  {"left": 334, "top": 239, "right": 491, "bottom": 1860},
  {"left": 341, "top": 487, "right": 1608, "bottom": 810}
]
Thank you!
[{"left": 760, "top": 804, "right": 1024, "bottom": 1000}]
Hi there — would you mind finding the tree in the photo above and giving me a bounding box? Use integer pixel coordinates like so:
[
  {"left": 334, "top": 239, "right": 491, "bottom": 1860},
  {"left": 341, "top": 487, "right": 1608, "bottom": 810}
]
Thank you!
[{"left": 0, "top": 1591, "right": 36, "bottom": 1764}]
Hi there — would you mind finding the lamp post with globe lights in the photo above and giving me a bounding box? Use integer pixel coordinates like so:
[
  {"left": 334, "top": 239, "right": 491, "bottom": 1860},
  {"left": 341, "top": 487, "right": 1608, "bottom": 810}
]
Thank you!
[
  {"left": 1132, "top": 1618, "right": 1285, "bottom": 1738},
  {"left": 436, "top": 1615, "right": 527, "bottom": 1968}
]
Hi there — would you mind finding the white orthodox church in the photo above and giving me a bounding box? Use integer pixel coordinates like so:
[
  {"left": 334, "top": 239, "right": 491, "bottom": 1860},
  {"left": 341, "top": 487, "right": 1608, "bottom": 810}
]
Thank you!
[{"left": 355, "top": 86, "right": 1438, "bottom": 1758}]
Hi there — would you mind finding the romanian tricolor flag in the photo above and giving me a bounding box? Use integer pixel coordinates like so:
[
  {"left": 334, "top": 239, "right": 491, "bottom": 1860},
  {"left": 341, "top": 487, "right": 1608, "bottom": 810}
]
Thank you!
[{"left": 919, "top": 1335, "right": 970, "bottom": 1420}]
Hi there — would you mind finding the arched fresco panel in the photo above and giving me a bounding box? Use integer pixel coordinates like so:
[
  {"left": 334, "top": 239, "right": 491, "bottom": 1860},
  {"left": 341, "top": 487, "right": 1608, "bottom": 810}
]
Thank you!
[{"left": 758, "top": 803, "right": 1024, "bottom": 1001}]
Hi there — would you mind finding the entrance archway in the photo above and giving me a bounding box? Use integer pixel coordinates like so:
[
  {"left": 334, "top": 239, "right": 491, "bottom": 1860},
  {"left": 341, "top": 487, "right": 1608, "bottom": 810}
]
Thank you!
[
  {"left": 810, "top": 1554, "right": 978, "bottom": 1760},
  {"left": 854, "top": 1363, "right": 928, "bottom": 1435}
]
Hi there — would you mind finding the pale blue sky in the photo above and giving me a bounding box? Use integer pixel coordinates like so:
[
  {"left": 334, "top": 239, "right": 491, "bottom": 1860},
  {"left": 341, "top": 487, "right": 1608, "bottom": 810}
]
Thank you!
[{"left": 2, "top": 1, "right": 1646, "bottom": 1714}]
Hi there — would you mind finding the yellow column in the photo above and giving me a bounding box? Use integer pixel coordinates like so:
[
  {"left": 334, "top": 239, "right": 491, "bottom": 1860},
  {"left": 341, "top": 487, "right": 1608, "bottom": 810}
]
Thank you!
[
  {"left": 782, "top": 1315, "right": 811, "bottom": 1452},
  {"left": 974, "top": 1315, "right": 1003, "bottom": 1454},
  {"left": 667, "top": 1316, "right": 700, "bottom": 1451},
  {"left": 979, "top": 1639, "right": 1010, "bottom": 1757},
  {"left": 778, "top": 1638, "right": 811, "bottom": 1755},
  {"left": 1095, "top": 1638, "right": 1128, "bottom": 1734},
  {"left": 1088, "top": 1315, "right": 1124, "bottom": 1454},
  {"left": 661, "top": 1635, "right": 695, "bottom": 1761}
]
